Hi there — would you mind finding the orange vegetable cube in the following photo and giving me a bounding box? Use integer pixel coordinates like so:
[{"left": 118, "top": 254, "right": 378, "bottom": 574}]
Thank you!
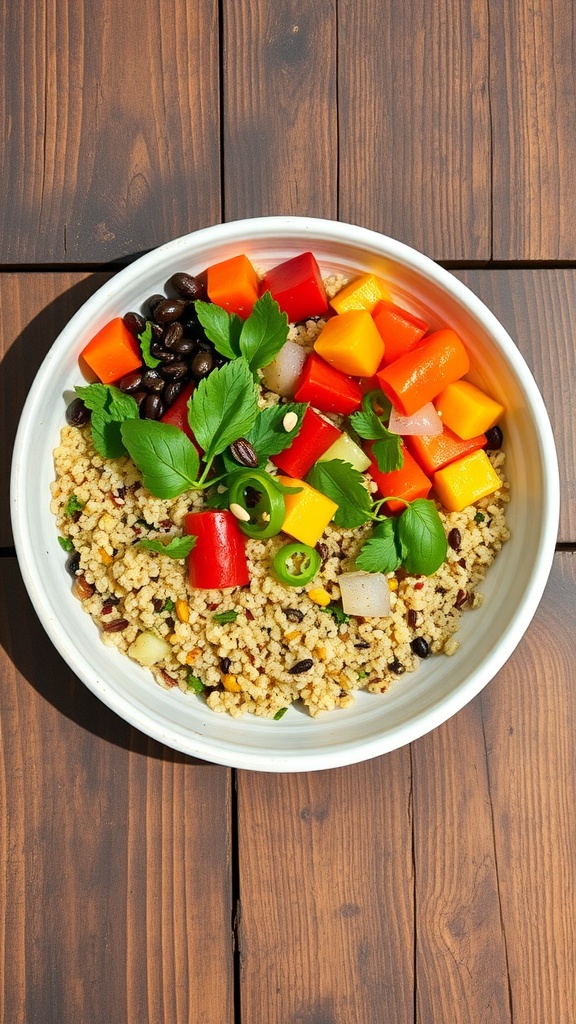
[
  {"left": 432, "top": 450, "right": 502, "bottom": 512},
  {"left": 80, "top": 318, "right": 143, "bottom": 384},
  {"left": 206, "top": 254, "right": 259, "bottom": 318},
  {"left": 314, "top": 310, "right": 385, "bottom": 377},
  {"left": 367, "top": 444, "right": 432, "bottom": 514},
  {"left": 330, "top": 273, "right": 390, "bottom": 314},
  {"left": 372, "top": 300, "right": 429, "bottom": 364},
  {"left": 405, "top": 425, "right": 487, "bottom": 477},
  {"left": 276, "top": 476, "right": 338, "bottom": 547},
  {"left": 434, "top": 380, "right": 505, "bottom": 440}
]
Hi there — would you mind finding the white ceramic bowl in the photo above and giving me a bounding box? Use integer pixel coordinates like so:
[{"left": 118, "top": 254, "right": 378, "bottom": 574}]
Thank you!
[{"left": 11, "top": 217, "right": 560, "bottom": 771}]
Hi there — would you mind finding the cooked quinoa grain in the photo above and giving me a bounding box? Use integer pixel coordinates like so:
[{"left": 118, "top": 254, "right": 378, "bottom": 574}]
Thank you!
[{"left": 50, "top": 423, "right": 510, "bottom": 718}]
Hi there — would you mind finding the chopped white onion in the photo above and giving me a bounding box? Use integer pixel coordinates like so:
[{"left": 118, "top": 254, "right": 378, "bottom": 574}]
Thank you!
[
  {"left": 129, "top": 631, "right": 172, "bottom": 667},
  {"left": 261, "top": 341, "right": 309, "bottom": 396},
  {"left": 387, "top": 401, "right": 443, "bottom": 436},
  {"left": 338, "top": 571, "right": 391, "bottom": 618}
]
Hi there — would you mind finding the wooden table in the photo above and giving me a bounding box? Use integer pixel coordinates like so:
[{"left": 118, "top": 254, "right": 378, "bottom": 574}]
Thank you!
[{"left": 1, "top": 2, "right": 575, "bottom": 1021}]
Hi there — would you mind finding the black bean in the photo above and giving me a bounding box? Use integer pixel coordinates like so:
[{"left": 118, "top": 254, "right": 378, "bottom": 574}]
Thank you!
[
  {"left": 142, "top": 369, "right": 165, "bottom": 392},
  {"left": 485, "top": 425, "right": 503, "bottom": 450},
  {"left": 288, "top": 659, "right": 314, "bottom": 675},
  {"left": 284, "top": 608, "right": 304, "bottom": 623},
  {"left": 448, "top": 528, "right": 462, "bottom": 551},
  {"left": 146, "top": 294, "right": 165, "bottom": 317},
  {"left": 220, "top": 657, "right": 231, "bottom": 674},
  {"left": 162, "top": 380, "right": 185, "bottom": 406},
  {"left": 315, "top": 542, "right": 330, "bottom": 567},
  {"left": 132, "top": 390, "right": 147, "bottom": 408},
  {"left": 153, "top": 298, "right": 187, "bottom": 324},
  {"left": 388, "top": 658, "right": 405, "bottom": 674},
  {"left": 150, "top": 341, "right": 177, "bottom": 363},
  {"left": 354, "top": 641, "right": 370, "bottom": 650},
  {"left": 170, "top": 272, "right": 206, "bottom": 300},
  {"left": 142, "top": 393, "right": 164, "bottom": 419},
  {"left": 190, "top": 350, "right": 214, "bottom": 379},
  {"left": 230, "top": 438, "right": 259, "bottom": 468},
  {"left": 150, "top": 321, "right": 164, "bottom": 339},
  {"left": 163, "top": 322, "right": 184, "bottom": 349},
  {"left": 171, "top": 337, "right": 195, "bottom": 355},
  {"left": 122, "top": 311, "right": 146, "bottom": 336},
  {"left": 407, "top": 609, "right": 418, "bottom": 629},
  {"left": 65, "top": 397, "right": 90, "bottom": 426},
  {"left": 410, "top": 637, "right": 430, "bottom": 659},
  {"left": 160, "top": 360, "right": 188, "bottom": 381},
  {"left": 118, "top": 369, "right": 145, "bottom": 393},
  {"left": 65, "top": 551, "right": 81, "bottom": 577}
]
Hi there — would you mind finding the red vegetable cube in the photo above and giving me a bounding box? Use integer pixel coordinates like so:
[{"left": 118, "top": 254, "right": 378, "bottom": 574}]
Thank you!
[{"left": 261, "top": 252, "right": 329, "bottom": 323}]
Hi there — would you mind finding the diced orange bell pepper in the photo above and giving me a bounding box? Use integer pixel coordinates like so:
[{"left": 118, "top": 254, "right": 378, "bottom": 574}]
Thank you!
[
  {"left": 80, "top": 318, "right": 143, "bottom": 384},
  {"left": 432, "top": 450, "right": 502, "bottom": 512},
  {"left": 276, "top": 476, "right": 338, "bottom": 547},
  {"left": 206, "top": 254, "right": 259, "bottom": 318},
  {"left": 314, "top": 310, "right": 385, "bottom": 377},
  {"left": 330, "top": 273, "right": 390, "bottom": 315},
  {"left": 377, "top": 328, "right": 470, "bottom": 416},
  {"left": 434, "top": 380, "right": 505, "bottom": 440},
  {"left": 366, "top": 444, "right": 432, "bottom": 514},
  {"left": 405, "top": 425, "right": 487, "bottom": 477},
  {"left": 372, "top": 300, "right": 429, "bottom": 364}
]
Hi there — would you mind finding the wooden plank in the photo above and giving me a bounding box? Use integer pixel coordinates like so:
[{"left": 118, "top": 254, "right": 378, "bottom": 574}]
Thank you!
[
  {"left": 491, "top": 0, "right": 576, "bottom": 259},
  {"left": 221, "top": 0, "right": 338, "bottom": 221},
  {"left": 237, "top": 756, "right": 414, "bottom": 1022},
  {"left": 480, "top": 551, "right": 576, "bottom": 1021},
  {"left": 0, "top": 272, "right": 113, "bottom": 547},
  {"left": 453, "top": 269, "right": 575, "bottom": 542},
  {"left": 0, "top": 0, "right": 220, "bottom": 263},
  {"left": 410, "top": 704, "right": 512, "bottom": 1022},
  {"left": 0, "top": 559, "right": 233, "bottom": 1024},
  {"left": 338, "top": 0, "right": 491, "bottom": 262}
]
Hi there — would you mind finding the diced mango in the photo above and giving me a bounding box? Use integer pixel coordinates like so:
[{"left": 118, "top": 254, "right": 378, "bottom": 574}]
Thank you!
[
  {"left": 314, "top": 310, "right": 385, "bottom": 377},
  {"left": 277, "top": 476, "right": 338, "bottom": 547},
  {"left": 318, "top": 432, "right": 371, "bottom": 472},
  {"left": 330, "top": 273, "right": 390, "bottom": 314},
  {"left": 435, "top": 380, "right": 504, "bottom": 440},
  {"left": 432, "top": 450, "right": 502, "bottom": 512}
]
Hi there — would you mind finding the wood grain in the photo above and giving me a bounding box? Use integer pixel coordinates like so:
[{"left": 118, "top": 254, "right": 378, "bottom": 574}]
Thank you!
[
  {"left": 236, "top": 755, "right": 414, "bottom": 1023},
  {"left": 221, "top": 0, "right": 338, "bottom": 221},
  {"left": 0, "top": 1, "right": 221, "bottom": 263},
  {"left": 490, "top": 0, "right": 576, "bottom": 259},
  {"left": 0, "top": 559, "right": 233, "bottom": 1024},
  {"left": 453, "top": 269, "right": 576, "bottom": 542},
  {"left": 338, "top": 0, "right": 491, "bottom": 261}
]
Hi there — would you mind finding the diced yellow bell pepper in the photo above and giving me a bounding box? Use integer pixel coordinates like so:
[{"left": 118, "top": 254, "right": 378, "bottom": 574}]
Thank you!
[
  {"left": 314, "top": 310, "right": 385, "bottom": 377},
  {"left": 277, "top": 476, "right": 338, "bottom": 547},
  {"left": 435, "top": 380, "right": 505, "bottom": 440},
  {"left": 330, "top": 273, "right": 390, "bottom": 314},
  {"left": 432, "top": 450, "right": 502, "bottom": 512}
]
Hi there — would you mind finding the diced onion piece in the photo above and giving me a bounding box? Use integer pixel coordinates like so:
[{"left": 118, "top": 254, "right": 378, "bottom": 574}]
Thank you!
[
  {"left": 318, "top": 432, "right": 371, "bottom": 472},
  {"left": 388, "top": 402, "right": 443, "bottom": 436},
  {"left": 338, "top": 571, "right": 391, "bottom": 618},
  {"left": 261, "top": 341, "right": 309, "bottom": 396},
  {"left": 129, "top": 631, "right": 172, "bottom": 667}
]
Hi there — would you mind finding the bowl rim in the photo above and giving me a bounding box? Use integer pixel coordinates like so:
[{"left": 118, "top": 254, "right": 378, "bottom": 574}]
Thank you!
[{"left": 10, "top": 216, "right": 560, "bottom": 770}]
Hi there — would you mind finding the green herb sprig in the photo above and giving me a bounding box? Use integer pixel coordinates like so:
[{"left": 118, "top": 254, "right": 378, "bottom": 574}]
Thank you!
[{"left": 350, "top": 390, "right": 403, "bottom": 473}]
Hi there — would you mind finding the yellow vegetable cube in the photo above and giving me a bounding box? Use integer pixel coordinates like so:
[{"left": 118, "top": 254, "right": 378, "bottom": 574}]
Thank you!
[
  {"left": 330, "top": 273, "right": 390, "bottom": 314},
  {"left": 435, "top": 380, "right": 505, "bottom": 440},
  {"left": 277, "top": 476, "right": 338, "bottom": 547},
  {"left": 432, "top": 450, "right": 502, "bottom": 512},
  {"left": 314, "top": 310, "right": 385, "bottom": 377}
]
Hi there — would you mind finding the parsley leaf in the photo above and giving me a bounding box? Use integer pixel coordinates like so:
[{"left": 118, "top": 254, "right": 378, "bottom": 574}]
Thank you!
[
  {"left": 120, "top": 420, "right": 201, "bottom": 498},
  {"left": 194, "top": 301, "right": 243, "bottom": 360},
  {"left": 58, "top": 536, "right": 75, "bottom": 551},
  {"left": 349, "top": 390, "right": 403, "bottom": 473},
  {"left": 238, "top": 291, "right": 289, "bottom": 371},
  {"left": 137, "top": 321, "right": 161, "bottom": 368},
  {"left": 212, "top": 609, "right": 238, "bottom": 624},
  {"left": 76, "top": 383, "right": 139, "bottom": 459},
  {"left": 306, "top": 459, "right": 372, "bottom": 529},
  {"left": 320, "top": 603, "right": 350, "bottom": 625},
  {"left": 137, "top": 535, "right": 197, "bottom": 559},
  {"left": 396, "top": 499, "right": 447, "bottom": 575},
  {"left": 188, "top": 359, "right": 259, "bottom": 468},
  {"left": 273, "top": 707, "right": 288, "bottom": 720},
  {"left": 64, "top": 494, "right": 85, "bottom": 516},
  {"left": 223, "top": 401, "right": 307, "bottom": 470},
  {"left": 355, "top": 518, "right": 402, "bottom": 574},
  {"left": 186, "top": 672, "right": 205, "bottom": 694}
]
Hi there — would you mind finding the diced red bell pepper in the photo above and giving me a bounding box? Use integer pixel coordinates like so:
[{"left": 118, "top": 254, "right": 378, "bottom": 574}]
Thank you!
[
  {"left": 372, "top": 300, "right": 429, "bottom": 365},
  {"left": 366, "top": 443, "right": 432, "bottom": 514},
  {"left": 160, "top": 381, "right": 196, "bottom": 442},
  {"left": 184, "top": 510, "right": 249, "bottom": 589},
  {"left": 294, "top": 353, "right": 363, "bottom": 416},
  {"left": 271, "top": 407, "right": 341, "bottom": 479},
  {"left": 405, "top": 425, "right": 487, "bottom": 477},
  {"left": 260, "top": 252, "right": 329, "bottom": 323}
]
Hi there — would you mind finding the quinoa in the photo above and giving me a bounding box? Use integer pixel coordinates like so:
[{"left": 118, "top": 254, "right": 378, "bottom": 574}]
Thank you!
[{"left": 50, "top": 422, "right": 510, "bottom": 718}]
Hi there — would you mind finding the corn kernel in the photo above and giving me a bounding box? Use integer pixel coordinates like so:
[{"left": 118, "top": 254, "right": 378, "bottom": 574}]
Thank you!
[
  {"left": 99, "top": 547, "right": 114, "bottom": 566},
  {"left": 176, "top": 599, "right": 190, "bottom": 623},
  {"left": 308, "top": 587, "right": 331, "bottom": 607},
  {"left": 186, "top": 648, "right": 201, "bottom": 664},
  {"left": 388, "top": 578, "right": 399, "bottom": 591},
  {"left": 168, "top": 633, "right": 178, "bottom": 644},
  {"left": 223, "top": 673, "right": 242, "bottom": 693}
]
